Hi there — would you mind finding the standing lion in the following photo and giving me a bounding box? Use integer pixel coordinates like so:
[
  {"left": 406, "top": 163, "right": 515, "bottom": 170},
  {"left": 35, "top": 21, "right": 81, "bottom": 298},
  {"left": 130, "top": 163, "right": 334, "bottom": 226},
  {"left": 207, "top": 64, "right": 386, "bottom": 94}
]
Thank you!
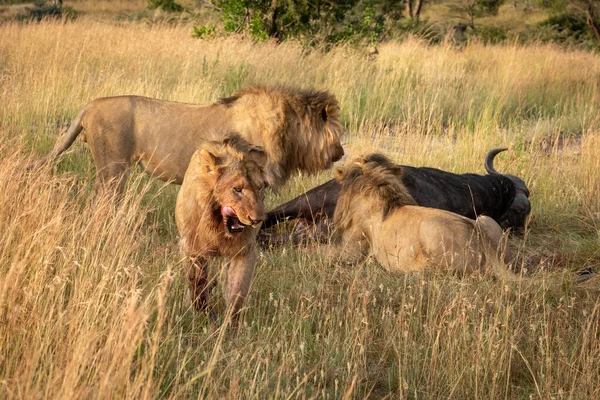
[
  {"left": 330, "top": 154, "right": 517, "bottom": 280},
  {"left": 176, "top": 135, "right": 268, "bottom": 323},
  {"left": 41, "top": 86, "right": 344, "bottom": 193}
]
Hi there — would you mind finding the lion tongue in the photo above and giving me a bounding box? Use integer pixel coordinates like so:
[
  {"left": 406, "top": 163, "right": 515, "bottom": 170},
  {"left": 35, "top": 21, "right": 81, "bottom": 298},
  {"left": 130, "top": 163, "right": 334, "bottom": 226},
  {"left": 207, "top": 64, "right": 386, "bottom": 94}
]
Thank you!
[
  {"left": 222, "top": 206, "right": 244, "bottom": 230},
  {"left": 222, "top": 206, "right": 237, "bottom": 218}
]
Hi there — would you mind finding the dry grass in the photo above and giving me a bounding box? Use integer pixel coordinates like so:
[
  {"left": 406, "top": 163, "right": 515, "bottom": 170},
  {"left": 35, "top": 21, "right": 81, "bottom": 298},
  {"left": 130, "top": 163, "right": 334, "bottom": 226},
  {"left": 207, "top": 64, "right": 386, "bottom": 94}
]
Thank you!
[{"left": 1, "top": 16, "right": 599, "bottom": 399}]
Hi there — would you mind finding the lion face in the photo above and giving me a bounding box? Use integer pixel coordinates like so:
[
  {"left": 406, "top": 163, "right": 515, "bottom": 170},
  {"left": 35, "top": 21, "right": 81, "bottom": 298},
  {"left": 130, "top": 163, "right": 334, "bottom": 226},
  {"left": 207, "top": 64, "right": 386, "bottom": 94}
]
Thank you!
[
  {"left": 196, "top": 136, "right": 268, "bottom": 237},
  {"left": 334, "top": 154, "right": 417, "bottom": 227},
  {"left": 213, "top": 161, "right": 266, "bottom": 235},
  {"left": 303, "top": 92, "right": 345, "bottom": 172}
]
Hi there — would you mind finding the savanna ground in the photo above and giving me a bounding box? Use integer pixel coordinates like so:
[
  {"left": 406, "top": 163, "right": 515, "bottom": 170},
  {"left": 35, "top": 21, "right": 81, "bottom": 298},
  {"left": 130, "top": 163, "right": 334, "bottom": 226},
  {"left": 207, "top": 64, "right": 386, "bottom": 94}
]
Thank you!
[{"left": 1, "top": 3, "right": 599, "bottom": 399}]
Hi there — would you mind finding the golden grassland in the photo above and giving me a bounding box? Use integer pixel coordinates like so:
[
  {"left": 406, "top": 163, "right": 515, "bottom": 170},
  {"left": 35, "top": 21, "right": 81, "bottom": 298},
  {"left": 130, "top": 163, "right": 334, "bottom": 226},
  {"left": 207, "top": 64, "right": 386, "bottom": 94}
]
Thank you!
[
  {"left": 421, "top": 0, "right": 550, "bottom": 32},
  {"left": 1, "top": 16, "right": 599, "bottom": 399}
]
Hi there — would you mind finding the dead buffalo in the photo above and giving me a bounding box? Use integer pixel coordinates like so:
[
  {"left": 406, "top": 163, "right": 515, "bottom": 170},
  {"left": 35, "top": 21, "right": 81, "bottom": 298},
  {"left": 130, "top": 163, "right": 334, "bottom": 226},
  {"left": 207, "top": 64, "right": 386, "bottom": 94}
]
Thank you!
[{"left": 261, "top": 147, "right": 531, "bottom": 241}]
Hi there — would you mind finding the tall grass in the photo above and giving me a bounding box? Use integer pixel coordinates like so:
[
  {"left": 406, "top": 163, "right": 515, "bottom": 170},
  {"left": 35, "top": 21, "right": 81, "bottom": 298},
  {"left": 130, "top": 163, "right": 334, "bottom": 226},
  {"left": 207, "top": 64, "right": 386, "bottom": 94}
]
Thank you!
[{"left": 0, "top": 17, "right": 599, "bottom": 398}]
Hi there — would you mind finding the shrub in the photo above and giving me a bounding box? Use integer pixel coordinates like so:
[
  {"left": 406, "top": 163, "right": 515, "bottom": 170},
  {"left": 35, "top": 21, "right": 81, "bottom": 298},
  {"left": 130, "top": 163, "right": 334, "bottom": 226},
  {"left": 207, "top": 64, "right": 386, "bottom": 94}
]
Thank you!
[
  {"left": 474, "top": 25, "right": 508, "bottom": 44},
  {"left": 20, "top": 4, "right": 77, "bottom": 22},
  {"left": 191, "top": 24, "right": 217, "bottom": 39},
  {"left": 533, "top": 12, "right": 599, "bottom": 49},
  {"left": 147, "top": 0, "right": 183, "bottom": 12}
]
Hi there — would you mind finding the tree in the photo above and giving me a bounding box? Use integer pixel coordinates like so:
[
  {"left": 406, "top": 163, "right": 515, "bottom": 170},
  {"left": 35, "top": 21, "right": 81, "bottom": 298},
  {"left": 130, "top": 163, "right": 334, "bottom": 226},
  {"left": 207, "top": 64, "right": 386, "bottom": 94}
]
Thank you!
[
  {"left": 476, "top": 0, "right": 505, "bottom": 15},
  {"left": 538, "top": 0, "right": 600, "bottom": 42},
  {"left": 450, "top": 0, "right": 505, "bottom": 29},
  {"left": 147, "top": 0, "right": 183, "bottom": 12},
  {"left": 571, "top": 0, "right": 600, "bottom": 41},
  {"left": 405, "top": 0, "right": 424, "bottom": 21},
  {"left": 212, "top": 0, "right": 384, "bottom": 41}
]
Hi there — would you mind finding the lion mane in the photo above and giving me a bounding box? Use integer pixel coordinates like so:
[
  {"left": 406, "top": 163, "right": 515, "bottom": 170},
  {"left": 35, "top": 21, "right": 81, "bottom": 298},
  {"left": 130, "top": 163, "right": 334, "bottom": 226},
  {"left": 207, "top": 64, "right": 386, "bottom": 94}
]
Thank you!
[
  {"left": 175, "top": 135, "right": 268, "bottom": 322},
  {"left": 331, "top": 153, "right": 516, "bottom": 279},
  {"left": 41, "top": 85, "right": 344, "bottom": 193},
  {"left": 334, "top": 152, "right": 417, "bottom": 225}
]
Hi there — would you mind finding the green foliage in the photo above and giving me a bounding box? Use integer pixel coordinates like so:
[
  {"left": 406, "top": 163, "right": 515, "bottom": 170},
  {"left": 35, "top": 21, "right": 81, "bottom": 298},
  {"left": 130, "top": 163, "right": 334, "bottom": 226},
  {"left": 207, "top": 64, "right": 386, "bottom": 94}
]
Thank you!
[
  {"left": 324, "top": 4, "right": 385, "bottom": 45},
  {"left": 209, "top": 0, "right": 398, "bottom": 44},
  {"left": 449, "top": 0, "right": 506, "bottom": 27},
  {"left": 218, "top": 0, "right": 246, "bottom": 33},
  {"left": 535, "top": 0, "right": 567, "bottom": 12},
  {"left": 542, "top": 12, "right": 588, "bottom": 36},
  {"left": 534, "top": 11, "right": 598, "bottom": 48},
  {"left": 26, "top": 4, "right": 61, "bottom": 19},
  {"left": 197, "top": 0, "right": 595, "bottom": 48},
  {"left": 248, "top": 12, "right": 268, "bottom": 40},
  {"left": 20, "top": 4, "right": 77, "bottom": 21},
  {"left": 474, "top": 25, "right": 508, "bottom": 43},
  {"left": 476, "top": 0, "right": 505, "bottom": 15},
  {"left": 191, "top": 24, "right": 217, "bottom": 38},
  {"left": 147, "top": 0, "right": 183, "bottom": 12},
  {"left": 388, "top": 17, "right": 444, "bottom": 43}
]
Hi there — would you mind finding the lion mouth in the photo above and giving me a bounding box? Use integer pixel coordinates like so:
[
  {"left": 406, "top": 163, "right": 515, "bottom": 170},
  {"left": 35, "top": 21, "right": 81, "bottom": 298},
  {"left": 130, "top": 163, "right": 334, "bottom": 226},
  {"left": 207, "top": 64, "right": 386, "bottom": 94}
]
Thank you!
[{"left": 222, "top": 206, "right": 247, "bottom": 234}]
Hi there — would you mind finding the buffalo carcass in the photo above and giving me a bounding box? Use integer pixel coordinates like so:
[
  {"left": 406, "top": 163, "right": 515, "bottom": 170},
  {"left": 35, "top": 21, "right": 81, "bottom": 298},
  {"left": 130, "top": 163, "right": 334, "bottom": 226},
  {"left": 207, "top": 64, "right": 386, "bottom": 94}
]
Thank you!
[{"left": 260, "top": 147, "right": 530, "bottom": 244}]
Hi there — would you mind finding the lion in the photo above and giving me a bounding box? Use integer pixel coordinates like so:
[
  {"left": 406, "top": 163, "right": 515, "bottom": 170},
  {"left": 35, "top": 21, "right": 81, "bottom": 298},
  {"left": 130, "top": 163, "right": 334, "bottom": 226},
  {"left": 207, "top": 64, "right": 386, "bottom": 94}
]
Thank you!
[
  {"left": 41, "top": 85, "right": 344, "bottom": 193},
  {"left": 329, "top": 154, "right": 517, "bottom": 280},
  {"left": 175, "top": 135, "right": 268, "bottom": 323}
]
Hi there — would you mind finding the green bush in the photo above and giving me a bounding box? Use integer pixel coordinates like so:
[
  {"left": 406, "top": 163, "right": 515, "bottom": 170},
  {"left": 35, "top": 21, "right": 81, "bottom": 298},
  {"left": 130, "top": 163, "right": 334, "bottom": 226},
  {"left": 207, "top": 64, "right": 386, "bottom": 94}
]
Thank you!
[
  {"left": 474, "top": 25, "right": 508, "bottom": 44},
  {"left": 191, "top": 24, "right": 217, "bottom": 39},
  {"left": 20, "top": 4, "right": 77, "bottom": 22},
  {"left": 389, "top": 18, "right": 444, "bottom": 45},
  {"left": 147, "top": 0, "right": 183, "bottom": 12},
  {"left": 211, "top": 0, "right": 396, "bottom": 44},
  {"left": 541, "top": 12, "right": 589, "bottom": 39},
  {"left": 476, "top": 0, "right": 505, "bottom": 15},
  {"left": 533, "top": 12, "right": 599, "bottom": 49}
]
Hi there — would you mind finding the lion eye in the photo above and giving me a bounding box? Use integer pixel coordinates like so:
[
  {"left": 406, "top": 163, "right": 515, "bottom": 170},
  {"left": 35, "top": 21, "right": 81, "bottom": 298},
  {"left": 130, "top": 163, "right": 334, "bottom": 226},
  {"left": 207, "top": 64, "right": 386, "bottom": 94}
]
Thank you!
[{"left": 233, "top": 187, "right": 242, "bottom": 193}]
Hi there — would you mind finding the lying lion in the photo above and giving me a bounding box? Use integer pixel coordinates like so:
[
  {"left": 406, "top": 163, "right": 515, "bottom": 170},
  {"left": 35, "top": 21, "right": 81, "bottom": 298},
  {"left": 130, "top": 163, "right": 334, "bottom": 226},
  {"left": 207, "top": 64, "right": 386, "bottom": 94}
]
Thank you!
[
  {"left": 176, "top": 135, "right": 268, "bottom": 323},
  {"left": 262, "top": 147, "right": 531, "bottom": 238},
  {"left": 329, "top": 154, "right": 517, "bottom": 280},
  {"left": 41, "top": 86, "right": 344, "bottom": 193}
]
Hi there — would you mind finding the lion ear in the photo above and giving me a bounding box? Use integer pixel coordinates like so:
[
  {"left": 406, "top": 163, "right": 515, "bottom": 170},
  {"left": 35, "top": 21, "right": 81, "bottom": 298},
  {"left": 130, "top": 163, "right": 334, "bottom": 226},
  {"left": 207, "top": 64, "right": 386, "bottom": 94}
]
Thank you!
[
  {"left": 353, "top": 157, "right": 366, "bottom": 167},
  {"left": 389, "top": 165, "right": 404, "bottom": 177},
  {"left": 198, "top": 148, "right": 218, "bottom": 173},
  {"left": 335, "top": 167, "right": 344, "bottom": 182},
  {"left": 247, "top": 146, "right": 268, "bottom": 168}
]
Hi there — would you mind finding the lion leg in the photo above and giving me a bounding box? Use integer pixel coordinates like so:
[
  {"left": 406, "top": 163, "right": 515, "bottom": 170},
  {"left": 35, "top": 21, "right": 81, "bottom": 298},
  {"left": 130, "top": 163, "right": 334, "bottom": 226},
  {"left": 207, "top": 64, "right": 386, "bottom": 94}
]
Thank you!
[
  {"left": 188, "top": 256, "right": 214, "bottom": 312},
  {"left": 327, "top": 227, "right": 369, "bottom": 265},
  {"left": 94, "top": 162, "right": 131, "bottom": 198},
  {"left": 86, "top": 132, "right": 134, "bottom": 197},
  {"left": 225, "top": 248, "right": 257, "bottom": 326}
]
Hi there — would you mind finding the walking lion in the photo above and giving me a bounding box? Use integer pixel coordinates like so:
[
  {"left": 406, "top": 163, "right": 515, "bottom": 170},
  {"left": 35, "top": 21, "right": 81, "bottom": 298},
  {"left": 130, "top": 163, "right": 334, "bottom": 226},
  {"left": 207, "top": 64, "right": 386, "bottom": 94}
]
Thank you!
[
  {"left": 176, "top": 135, "right": 269, "bottom": 323},
  {"left": 41, "top": 86, "right": 344, "bottom": 193}
]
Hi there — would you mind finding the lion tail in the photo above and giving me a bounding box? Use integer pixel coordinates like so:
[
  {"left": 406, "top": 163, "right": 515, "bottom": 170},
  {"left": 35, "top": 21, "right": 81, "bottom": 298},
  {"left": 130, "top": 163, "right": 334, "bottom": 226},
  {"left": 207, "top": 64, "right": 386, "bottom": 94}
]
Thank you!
[{"left": 34, "top": 107, "right": 87, "bottom": 168}]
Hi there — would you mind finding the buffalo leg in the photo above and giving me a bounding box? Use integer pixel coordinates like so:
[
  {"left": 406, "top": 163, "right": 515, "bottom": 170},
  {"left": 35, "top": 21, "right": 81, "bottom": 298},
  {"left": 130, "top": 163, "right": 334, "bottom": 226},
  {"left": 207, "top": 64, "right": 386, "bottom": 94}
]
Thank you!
[{"left": 262, "top": 179, "right": 340, "bottom": 228}]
